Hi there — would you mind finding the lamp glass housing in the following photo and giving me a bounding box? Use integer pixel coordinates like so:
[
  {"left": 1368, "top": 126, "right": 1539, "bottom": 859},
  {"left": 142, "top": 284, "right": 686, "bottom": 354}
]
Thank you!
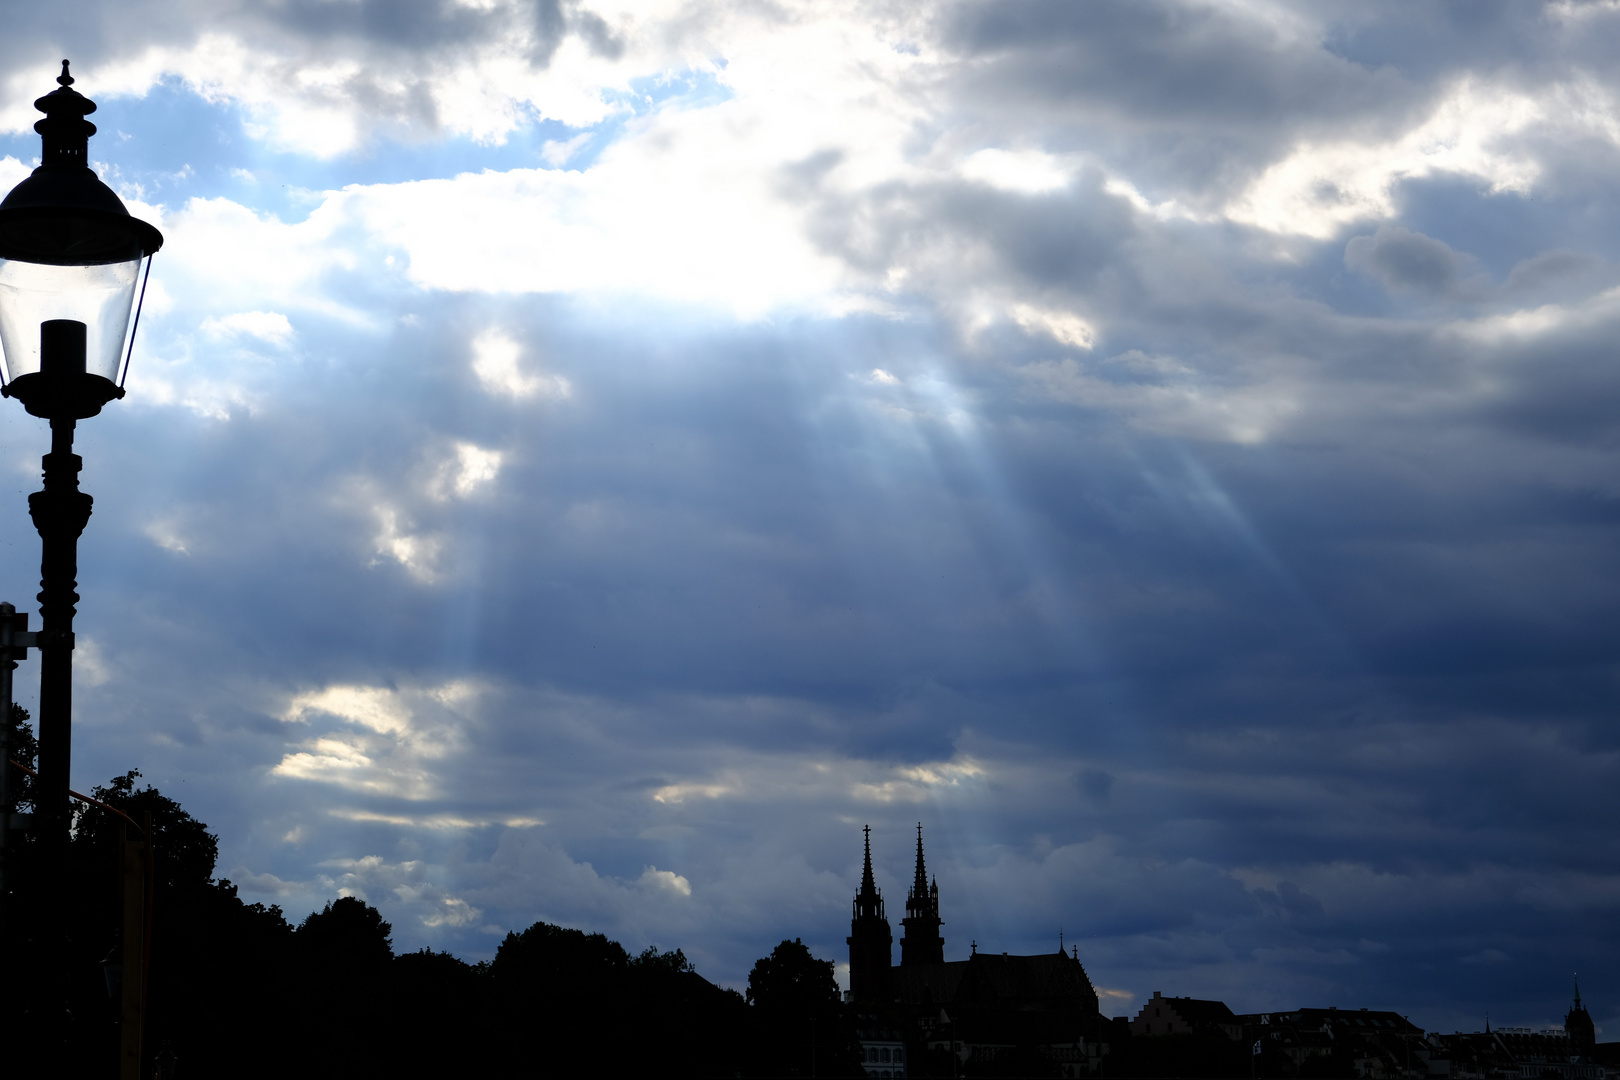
[{"left": 0, "top": 255, "right": 143, "bottom": 383}]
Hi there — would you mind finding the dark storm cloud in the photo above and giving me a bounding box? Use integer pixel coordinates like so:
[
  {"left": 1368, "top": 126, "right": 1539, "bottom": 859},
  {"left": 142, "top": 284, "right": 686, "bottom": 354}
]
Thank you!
[
  {"left": 1344, "top": 225, "right": 1488, "bottom": 298},
  {"left": 723, "top": 30, "right": 1620, "bottom": 1011},
  {"left": 0, "top": 0, "right": 611, "bottom": 57},
  {"left": 0, "top": 0, "right": 1614, "bottom": 1035},
  {"left": 793, "top": 166, "right": 1137, "bottom": 300},
  {"left": 933, "top": 0, "right": 1425, "bottom": 201},
  {"left": 942, "top": 0, "right": 1401, "bottom": 126},
  {"left": 33, "top": 262, "right": 1620, "bottom": 1021}
]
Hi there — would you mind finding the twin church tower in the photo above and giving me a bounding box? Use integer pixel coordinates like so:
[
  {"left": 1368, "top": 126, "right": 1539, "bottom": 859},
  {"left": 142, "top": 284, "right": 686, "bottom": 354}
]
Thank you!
[{"left": 848, "top": 823, "right": 945, "bottom": 1001}]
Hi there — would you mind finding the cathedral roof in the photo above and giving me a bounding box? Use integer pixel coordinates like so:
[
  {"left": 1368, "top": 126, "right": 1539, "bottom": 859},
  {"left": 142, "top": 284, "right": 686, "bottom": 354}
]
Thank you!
[{"left": 890, "top": 951, "right": 1098, "bottom": 1011}]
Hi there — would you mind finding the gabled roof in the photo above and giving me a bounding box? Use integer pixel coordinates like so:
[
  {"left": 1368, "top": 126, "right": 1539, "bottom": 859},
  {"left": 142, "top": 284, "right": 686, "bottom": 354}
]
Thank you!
[
  {"left": 1265, "top": 1008, "right": 1422, "bottom": 1035},
  {"left": 1160, "top": 997, "right": 1238, "bottom": 1028}
]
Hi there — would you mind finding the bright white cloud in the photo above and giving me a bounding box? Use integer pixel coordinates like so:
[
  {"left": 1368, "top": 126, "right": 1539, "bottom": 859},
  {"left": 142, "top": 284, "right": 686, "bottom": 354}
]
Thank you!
[
  {"left": 470, "top": 331, "right": 566, "bottom": 400},
  {"left": 284, "top": 685, "right": 413, "bottom": 734},
  {"left": 428, "top": 441, "right": 505, "bottom": 500},
  {"left": 1012, "top": 304, "right": 1096, "bottom": 350},
  {"left": 541, "top": 133, "right": 594, "bottom": 167},
  {"left": 75, "top": 637, "right": 113, "bottom": 688},
  {"left": 56, "top": 28, "right": 625, "bottom": 156},
  {"left": 348, "top": 156, "right": 847, "bottom": 316},
  {"left": 0, "top": 155, "right": 29, "bottom": 192},
  {"left": 640, "top": 867, "right": 693, "bottom": 898},
  {"left": 647, "top": 752, "right": 995, "bottom": 809},
  {"left": 201, "top": 310, "right": 294, "bottom": 344},
  {"left": 960, "top": 149, "right": 1075, "bottom": 195},
  {"left": 143, "top": 519, "right": 190, "bottom": 555},
  {"left": 651, "top": 779, "right": 740, "bottom": 804},
  {"left": 274, "top": 682, "right": 477, "bottom": 799},
  {"left": 1227, "top": 81, "right": 1549, "bottom": 238},
  {"left": 371, "top": 504, "right": 444, "bottom": 583}
]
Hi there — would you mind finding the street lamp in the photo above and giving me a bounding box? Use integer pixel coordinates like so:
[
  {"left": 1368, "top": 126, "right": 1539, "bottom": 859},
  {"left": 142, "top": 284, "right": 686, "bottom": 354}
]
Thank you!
[{"left": 0, "top": 60, "right": 161, "bottom": 1047}]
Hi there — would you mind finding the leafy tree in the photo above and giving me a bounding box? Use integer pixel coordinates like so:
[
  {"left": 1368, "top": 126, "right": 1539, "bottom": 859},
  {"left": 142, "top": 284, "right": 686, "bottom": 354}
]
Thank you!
[
  {"left": 298, "top": 895, "right": 395, "bottom": 971},
  {"left": 628, "top": 944, "right": 749, "bottom": 1076},
  {"left": 3, "top": 702, "right": 36, "bottom": 811},
  {"left": 747, "top": 938, "right": 863, "bottom": 1076},
  {"left": 633, "top": 943, "right": 697, "bottom": 973},
  {"left": 492, "top": 919, "right": 630, "bottom": 986},
  {"left": 72, "top": 769, "right": 219, "bottom": 895},
  {"left": 286, "top": 896, "right": 398, "bottom": 1077},
  {"left": 748, "top": 937, "right": 842, "bottom": 1015},
  {"left": 2, "top": 762, "right": 776, "bottom": 1078},
  {"left": 484, "top": 922, "right": 752, "bottom": 1076}
]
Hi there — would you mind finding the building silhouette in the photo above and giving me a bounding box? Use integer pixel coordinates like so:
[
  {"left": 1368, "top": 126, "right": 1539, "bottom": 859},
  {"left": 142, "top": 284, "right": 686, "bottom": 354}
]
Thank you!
[
  {"left": 899, "top": 824, "right": 943, "bottom": 967},
  {"left": 1567, "top": 976, "right": 1596, "bottom": 1057},
  {"left": 848, "top": 825, "right": 1101, "bottom": 1076},
  {"left": 1132, "top": 991, "right": 1241, "bottom": 1039},
  {"left": 847, "top": 825, "right": 893, "bottom": 1004}
]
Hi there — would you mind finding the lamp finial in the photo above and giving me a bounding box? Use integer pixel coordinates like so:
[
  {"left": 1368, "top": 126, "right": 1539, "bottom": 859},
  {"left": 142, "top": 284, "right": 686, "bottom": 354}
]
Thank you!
[{"left": 58, "top": 60, "right": 73, "bottom": 87}]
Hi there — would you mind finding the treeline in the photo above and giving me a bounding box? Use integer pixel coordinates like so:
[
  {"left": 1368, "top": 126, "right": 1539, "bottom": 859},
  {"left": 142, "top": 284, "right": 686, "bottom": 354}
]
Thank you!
[{"left": 2, "top": 709, "right": 862, "bottom": 1077}]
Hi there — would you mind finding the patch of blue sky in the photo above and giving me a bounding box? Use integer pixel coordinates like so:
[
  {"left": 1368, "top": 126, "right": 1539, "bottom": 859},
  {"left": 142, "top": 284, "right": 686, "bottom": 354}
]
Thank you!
[
  {"left": 0, "top": 75, "right": 623, "bottom": 223},
  {"left": 1, "top": 65, "right": 735, "bottom": 225},
  {"left": 565, "top": 63, "right": 733, "bottom": 173},
  {"left": 606, "top": 61, "right": 733, "bottom": 115},
  {"left": 0, "top": 63, "right": 738, "bottom": 230},
  {"left": 92, "top": 80, "right": 603, "bottom": 221}
]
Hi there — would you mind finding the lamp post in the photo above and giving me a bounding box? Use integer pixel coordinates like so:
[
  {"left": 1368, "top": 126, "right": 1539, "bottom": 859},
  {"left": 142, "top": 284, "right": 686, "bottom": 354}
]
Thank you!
[{"left": 0, "top": 60, "right": 161, "bottom": 1046}]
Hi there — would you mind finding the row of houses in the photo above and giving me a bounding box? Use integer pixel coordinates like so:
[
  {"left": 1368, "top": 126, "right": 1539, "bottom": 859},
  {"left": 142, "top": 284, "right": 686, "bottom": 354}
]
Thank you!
[{"left": 1124, "top": 988, "right": 1611, "bottom": 1080}]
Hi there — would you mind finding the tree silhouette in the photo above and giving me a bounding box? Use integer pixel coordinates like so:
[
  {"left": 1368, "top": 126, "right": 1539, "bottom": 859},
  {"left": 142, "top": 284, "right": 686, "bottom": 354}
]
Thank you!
[
  {"left": 747, "top": 938, "right": 863, "bottom": 1076},
  {"left": 748, "top": 937, "right": 842, "bottom": 1014},
  {"left": 1, "top": 768, "right": 876, "bottom": 1077},
  {"left": 72, "top": 769, "right": 218, "bottom": 893},
  {"left": 4, "top": 703, "right": 36, "bottom": 810},
  {"left": 299, "top": 895, "right": 395, "bottom": 971}
]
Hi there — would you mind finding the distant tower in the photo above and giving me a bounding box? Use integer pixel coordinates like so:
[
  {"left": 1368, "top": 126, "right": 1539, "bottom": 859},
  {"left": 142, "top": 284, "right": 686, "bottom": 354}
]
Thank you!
[
  {"left": 847, "top": 825, "right": 893, "bottom": 1002},
  {"left": 1567, "top": 975, "right": 1596, "bottom": 1056},
  {"left": 900, "top": 823, "right": 944, "bottom": 966}
]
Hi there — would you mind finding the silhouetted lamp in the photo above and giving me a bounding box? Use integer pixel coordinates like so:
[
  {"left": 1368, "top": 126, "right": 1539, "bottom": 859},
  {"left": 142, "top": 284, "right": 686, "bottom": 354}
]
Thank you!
[
  {"left": 0, "top": 60, "right": 161, "bottom": 416},
  {"left": 0, "top": 59, "right": 161, "bottom": 1043}
]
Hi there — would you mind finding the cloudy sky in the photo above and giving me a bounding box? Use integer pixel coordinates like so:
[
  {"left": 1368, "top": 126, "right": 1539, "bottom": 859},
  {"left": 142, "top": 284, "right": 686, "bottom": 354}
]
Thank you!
[{"left": 1, "top": 0, "right": 1616, "bottom": 1034}]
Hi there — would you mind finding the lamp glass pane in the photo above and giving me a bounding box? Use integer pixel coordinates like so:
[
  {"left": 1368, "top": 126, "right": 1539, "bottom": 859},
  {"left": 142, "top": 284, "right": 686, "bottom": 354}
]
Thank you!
[{"left": 0, "top": 256, "right": 142, "bottom": 382}]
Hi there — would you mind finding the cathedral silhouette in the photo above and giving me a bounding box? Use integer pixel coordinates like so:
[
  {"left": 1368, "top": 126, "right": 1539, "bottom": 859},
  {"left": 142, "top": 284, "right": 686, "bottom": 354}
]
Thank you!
[
  {"left": 843, "top": 827, "right": 1612, "bottom": 1078},
  {"left": 846, "top": 825, "right": 1102, "bottom": 1075}
]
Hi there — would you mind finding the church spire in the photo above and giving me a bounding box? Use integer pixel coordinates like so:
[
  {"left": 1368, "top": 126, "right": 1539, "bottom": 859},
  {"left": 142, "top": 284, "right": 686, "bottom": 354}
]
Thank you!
[
  {"left": 901, "top": 823, "right": 944, "bottom": 966},
  {"left": 860, "top": 824, "right": 878, "bottom": 899},
  {"left": 847, "top": 824, "right": 892, "bottom": 1003},
  {"left": 1567, "top": 973, "right": 1596, "bottom": 1056}
]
